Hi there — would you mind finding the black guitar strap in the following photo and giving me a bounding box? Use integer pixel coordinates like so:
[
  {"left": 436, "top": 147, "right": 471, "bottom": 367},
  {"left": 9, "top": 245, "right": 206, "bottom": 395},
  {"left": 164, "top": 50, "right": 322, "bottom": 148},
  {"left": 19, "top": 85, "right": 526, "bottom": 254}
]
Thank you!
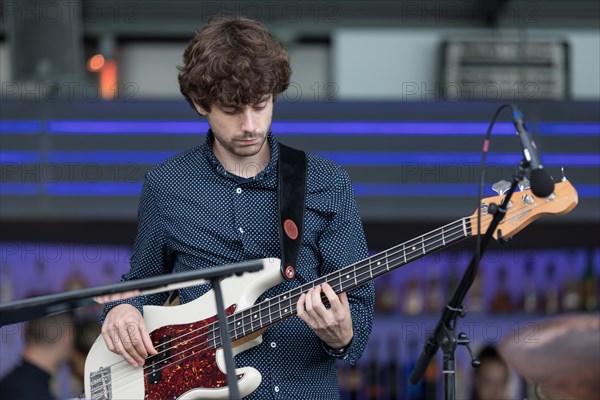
[{"left": 277, "top": 143, "right": 307, "bottom": 281}]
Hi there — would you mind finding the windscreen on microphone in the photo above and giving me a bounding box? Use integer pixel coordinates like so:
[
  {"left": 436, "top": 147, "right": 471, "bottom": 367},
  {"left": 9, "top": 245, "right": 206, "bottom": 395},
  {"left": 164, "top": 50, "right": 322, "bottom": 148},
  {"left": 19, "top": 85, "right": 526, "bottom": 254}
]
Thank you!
[{"left": 530, "top": 168, "right": 555, "bottom": 198}]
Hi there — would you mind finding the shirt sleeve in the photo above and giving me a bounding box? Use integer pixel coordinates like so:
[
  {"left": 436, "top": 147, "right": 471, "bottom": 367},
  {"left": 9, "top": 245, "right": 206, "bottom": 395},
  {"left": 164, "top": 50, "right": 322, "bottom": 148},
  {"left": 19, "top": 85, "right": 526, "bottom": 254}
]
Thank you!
[
  {"left": 317, "top": 166, "right": 375, "bottom": 364},
  {"left": 99, "top": 172, "right": 173, "bottom": 324}
]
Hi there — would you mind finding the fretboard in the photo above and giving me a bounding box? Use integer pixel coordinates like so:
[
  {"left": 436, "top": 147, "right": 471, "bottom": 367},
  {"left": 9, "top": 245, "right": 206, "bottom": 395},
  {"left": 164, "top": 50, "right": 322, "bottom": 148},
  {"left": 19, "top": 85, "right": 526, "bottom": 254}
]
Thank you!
[{"left": 215, "top": 217, "right": 472, "bottom": 346}]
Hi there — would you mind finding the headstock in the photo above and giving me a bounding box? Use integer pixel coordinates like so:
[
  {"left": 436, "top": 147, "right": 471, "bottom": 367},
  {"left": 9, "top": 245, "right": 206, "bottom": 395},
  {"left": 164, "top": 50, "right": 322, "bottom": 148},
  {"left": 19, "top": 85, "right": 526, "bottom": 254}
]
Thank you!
[{"left": 470, "top": 180, "right": 578, "bottom": 240}]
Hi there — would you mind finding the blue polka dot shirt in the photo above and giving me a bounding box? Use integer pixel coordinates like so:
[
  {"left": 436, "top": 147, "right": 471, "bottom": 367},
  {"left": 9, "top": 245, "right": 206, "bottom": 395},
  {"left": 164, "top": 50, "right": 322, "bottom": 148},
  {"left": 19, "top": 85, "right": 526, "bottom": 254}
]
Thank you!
[{"left": 102, "top": 132, "right": 375, "bottom": 399}]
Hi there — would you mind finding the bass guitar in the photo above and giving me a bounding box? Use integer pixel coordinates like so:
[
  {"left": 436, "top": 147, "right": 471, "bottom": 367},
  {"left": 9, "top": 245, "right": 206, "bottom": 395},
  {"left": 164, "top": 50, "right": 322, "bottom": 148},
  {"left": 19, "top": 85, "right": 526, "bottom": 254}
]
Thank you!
[{"left": 85, "top": 180, "right": 578, "bottom": 399}]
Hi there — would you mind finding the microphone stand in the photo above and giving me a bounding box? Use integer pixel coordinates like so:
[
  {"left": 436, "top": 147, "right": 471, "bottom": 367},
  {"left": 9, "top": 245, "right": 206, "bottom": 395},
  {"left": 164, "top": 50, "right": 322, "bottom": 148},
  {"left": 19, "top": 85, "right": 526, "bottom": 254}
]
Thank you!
[{"left": 409, "top": 160, "right": 529, "bottom": 399}]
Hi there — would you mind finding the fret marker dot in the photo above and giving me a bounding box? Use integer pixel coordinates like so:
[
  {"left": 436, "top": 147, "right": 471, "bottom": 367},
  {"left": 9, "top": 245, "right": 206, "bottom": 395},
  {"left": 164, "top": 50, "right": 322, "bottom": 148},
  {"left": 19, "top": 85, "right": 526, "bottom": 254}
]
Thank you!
[
  {"left": 377, "top": 261, "right": 381, "bottom": 266},
  {"left": 254, "top": 314, "right": 258, "bottom": 319},
  {"left": 346, "top": 274, "right": 350, "bottom": 279},
  {"left": 284, "top": 308, "right": 288, "bottom": 313},
  {"left": 412, "top": 246, "right": 416, "bottom": 251}
]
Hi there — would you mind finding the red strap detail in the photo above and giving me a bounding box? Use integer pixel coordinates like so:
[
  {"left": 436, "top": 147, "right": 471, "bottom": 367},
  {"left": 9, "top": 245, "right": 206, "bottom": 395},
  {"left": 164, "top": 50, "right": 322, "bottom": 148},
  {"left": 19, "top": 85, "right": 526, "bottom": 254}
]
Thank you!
[
  {"left": 285, "top": 265, "right": 295, "bottom": 279},
  {"left": 283, "top": 219, "right": 299, "bottom": 240}
]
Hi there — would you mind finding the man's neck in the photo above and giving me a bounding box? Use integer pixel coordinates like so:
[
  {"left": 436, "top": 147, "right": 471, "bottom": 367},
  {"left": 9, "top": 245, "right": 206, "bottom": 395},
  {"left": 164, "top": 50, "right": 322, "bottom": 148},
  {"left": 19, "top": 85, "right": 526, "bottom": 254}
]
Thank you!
[{"left": 212, "top": 143, "right": 271, "bottom": 179}]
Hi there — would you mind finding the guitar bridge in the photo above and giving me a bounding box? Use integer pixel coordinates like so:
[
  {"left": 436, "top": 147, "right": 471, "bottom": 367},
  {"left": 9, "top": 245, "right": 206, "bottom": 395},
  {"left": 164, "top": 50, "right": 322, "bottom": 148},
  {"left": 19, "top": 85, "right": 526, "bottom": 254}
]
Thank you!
[{"left": 89, "top": 366, "right": 112, "bottom": 400}]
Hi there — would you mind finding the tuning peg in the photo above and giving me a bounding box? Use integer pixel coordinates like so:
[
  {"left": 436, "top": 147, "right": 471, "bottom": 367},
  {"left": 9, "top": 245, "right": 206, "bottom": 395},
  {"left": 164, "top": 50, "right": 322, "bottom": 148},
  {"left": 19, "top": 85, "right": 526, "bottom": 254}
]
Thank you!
[
  {"left": 518, "top": 177, "right": 531, "bottom": 192},
  {"left": 492, "top": 180, "right": 511, "bottom": 195}
]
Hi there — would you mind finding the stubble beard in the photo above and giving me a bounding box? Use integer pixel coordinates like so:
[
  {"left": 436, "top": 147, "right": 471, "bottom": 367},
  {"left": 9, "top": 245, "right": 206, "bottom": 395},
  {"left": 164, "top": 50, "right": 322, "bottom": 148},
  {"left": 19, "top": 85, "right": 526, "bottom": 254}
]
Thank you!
[{"left": 214, "top": 130, "right": 269, "bottom": 158}]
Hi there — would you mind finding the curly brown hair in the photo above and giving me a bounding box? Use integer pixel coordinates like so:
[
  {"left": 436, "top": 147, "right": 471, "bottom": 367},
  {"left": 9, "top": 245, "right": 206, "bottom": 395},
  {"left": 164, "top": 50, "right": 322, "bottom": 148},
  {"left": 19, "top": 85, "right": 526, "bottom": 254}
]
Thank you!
[{"left": 178, "top": 16, "right": 292, "bottom": 112}]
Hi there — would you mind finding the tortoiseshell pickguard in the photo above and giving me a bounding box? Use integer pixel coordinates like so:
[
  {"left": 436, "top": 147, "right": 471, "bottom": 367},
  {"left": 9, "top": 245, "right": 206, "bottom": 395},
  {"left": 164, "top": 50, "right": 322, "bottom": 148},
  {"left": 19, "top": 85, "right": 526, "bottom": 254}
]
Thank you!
[{"left": 143, "top": 304, "right": 242, "bottom": 399}]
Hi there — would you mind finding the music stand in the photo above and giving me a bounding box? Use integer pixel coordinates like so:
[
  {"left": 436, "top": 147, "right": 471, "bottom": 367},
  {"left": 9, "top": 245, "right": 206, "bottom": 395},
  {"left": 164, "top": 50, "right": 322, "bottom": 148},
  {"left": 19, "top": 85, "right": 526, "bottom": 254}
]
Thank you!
[{"left": 0, "top": 259, "right": 265, "bottom": 400}]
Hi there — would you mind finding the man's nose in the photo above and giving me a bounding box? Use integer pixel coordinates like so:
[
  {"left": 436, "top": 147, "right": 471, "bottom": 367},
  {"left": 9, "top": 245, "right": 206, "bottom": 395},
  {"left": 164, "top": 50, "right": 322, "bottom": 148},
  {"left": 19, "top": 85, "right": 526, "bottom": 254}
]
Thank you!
[{"left": 240, "top": 108, "right": 256, "bottom": 133}]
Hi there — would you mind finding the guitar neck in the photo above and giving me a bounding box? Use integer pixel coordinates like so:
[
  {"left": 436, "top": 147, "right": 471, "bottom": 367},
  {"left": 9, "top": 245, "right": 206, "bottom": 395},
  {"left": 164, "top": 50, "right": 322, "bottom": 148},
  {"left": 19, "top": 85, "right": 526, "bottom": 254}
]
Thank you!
[{"left": 219, "top": 217, "right": 472, "bottom": 344}]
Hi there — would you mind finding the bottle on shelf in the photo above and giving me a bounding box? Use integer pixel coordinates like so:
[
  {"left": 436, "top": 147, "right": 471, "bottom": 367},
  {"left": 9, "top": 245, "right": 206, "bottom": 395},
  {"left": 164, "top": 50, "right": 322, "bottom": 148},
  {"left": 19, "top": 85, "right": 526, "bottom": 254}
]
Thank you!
[
  {"left": 342, "top": 364, "right": 363, "bottom": 400},
  {"left": 0, "top": 262, "right": 14, "bottom": 302},
  {"left": 63, "top": 262, "right": 89, "bottom": 292},
  {"left": 445, "top": 262, "right": 460, "bottom": 299},
  {"left": 490, "top": 265, "right": 513, "bottom": 314},
  {"left": 402, "top": 275, "right": 424, "bottom": 316},
  {"left": 386, "top": 334, "right": 400, "bottom": 400},
  {"left": 466, "top": 261, "right": 486, "bottom": 313},
  {"left": 375, "top": 277, "right": 398, "bottom": 315},
  {"left": 405, "top": 338, "right": 423, "bottom": 400},
  {"left": 366, "top": 338, "right": 383, "bottom": 400},
  {"left": 581, "top": 248, "right": 598, "bottom": 311},
  {"left": 102, "top": 260, "right": 116, "bottom": 285},
  {"left": 543, "top": 262, "right": 560, "bottom": 314},
  {"left": 561, "top": 251, "right": 583, "bottom": 312},
  {"left": 520, "top": 258, "right": 539, "bottom": 313},
  {"left": 425, "top": 272, "right": 443, "bottom": 314},
  {"left": 422, "top": 353, "right": 438, "bottom": 399}
]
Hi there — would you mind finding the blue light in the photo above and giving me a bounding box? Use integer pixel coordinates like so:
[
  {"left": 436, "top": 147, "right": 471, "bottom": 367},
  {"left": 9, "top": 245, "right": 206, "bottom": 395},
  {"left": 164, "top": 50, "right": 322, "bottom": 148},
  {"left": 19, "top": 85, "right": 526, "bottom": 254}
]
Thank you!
[
  {"left": 353, "top": 183, "right": 600, "bottom": 198},
  {"left": 1, "top": 151, "right": 597, "bottom": 167},
  {"left": 317, "top": 152, "right": 600, "bottom": 167},
  {"left": 46, "top": 151, "right": 178, "bottom": 164},
  {"left": 0, "top": 152, "right": 40, "bottom": 164},
  {"left": 47, "top": 121, "right": 209, "bottom": 134},
  {"left": 7, "top": 120, "right": 600, "bottom": 136},
  {"left": 537, "top": 123, "right": 600, "bottom": 135},
  {"left": 1, "top": 182, "right": 597, "bottom": 198},
  {"left": 353, "top": 183, "right": 481, "bottom": 197},
  {"left": 271, "top": 121, "right": 517, "bottom": 135},
  {"left": 45, "top": 120, "right": 518, "bottom": 135},
  {"left": 0, "top": 121, "right": 41, "bottom": 134},
  {"left": 0, "top": 183, "right": 40, "bottom": 195},
  {"left": 46, "top": 182, "right": 143, "bottom": 196}
]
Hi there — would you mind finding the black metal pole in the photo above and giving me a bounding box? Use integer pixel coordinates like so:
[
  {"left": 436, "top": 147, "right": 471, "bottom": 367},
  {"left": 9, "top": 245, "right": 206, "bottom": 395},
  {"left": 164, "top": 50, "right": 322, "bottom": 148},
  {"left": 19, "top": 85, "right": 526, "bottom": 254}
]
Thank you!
[
  {"left": 211, "top": 278, "right": 241, "bottom": 400},
  {"left": 443, "top": 347, "right": 456, "bottom": 400}
]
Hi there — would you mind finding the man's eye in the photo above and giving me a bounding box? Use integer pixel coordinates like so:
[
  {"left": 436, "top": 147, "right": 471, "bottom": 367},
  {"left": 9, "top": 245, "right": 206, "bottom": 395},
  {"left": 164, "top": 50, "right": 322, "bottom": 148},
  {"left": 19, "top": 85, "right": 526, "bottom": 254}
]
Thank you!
[
  {"left": 254, "top": 103, "right": 267, "bottom": 110},
  {"left": 222, "top": 108, "right": 238, "bottom": 114}
]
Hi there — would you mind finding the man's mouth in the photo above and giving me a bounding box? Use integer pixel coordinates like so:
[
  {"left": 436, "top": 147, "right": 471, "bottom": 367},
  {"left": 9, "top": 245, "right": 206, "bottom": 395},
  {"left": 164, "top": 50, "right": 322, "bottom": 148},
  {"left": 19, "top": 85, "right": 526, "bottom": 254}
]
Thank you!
[{"left": 238, "top": 137, "right": 259, "bottom": 145}]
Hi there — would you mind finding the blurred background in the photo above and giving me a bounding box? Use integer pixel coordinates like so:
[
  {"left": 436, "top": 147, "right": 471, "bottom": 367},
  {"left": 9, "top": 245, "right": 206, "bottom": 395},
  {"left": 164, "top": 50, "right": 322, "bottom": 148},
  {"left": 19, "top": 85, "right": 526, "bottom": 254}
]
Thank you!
[{"left": 0, "top": 0, "right": 598, "bottom": 399}]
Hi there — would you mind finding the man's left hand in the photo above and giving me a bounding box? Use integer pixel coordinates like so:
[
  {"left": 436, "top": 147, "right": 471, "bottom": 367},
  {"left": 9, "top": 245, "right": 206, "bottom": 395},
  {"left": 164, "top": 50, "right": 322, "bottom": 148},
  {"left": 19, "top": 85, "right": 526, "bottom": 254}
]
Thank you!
[{"left": 297, "top": 283, "right": 353, "bottom": 350}]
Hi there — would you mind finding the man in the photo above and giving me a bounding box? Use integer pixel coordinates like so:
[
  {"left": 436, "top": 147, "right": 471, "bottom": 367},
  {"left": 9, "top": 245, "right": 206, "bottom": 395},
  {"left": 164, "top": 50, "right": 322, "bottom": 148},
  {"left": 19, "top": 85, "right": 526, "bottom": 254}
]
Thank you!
[
  {"left": 0, "top": 313, "right": 74, "bottom": 400},
  {"left": 100, "top": 16, "right": 374, "bottom": 399},
  {"left": 470, "top": 345, "right": 511, "bottom": 400}
]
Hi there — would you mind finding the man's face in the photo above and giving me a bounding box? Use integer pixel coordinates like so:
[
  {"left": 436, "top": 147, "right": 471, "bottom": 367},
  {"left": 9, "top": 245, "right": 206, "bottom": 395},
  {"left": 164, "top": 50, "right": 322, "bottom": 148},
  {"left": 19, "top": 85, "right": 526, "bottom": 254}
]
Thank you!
[
  {"left": 195, "top": 95, "right": 273, "bottom": 160},
  {"left": 474, "top": 360, "right": 509, "bottom": 400}
]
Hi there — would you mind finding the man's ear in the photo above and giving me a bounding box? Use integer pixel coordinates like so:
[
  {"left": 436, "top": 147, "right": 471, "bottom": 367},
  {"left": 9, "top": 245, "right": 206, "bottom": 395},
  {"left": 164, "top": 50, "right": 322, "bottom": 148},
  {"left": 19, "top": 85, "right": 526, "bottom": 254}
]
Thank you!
[{"left": 193, "top": 102, "right": 208, "bottom": 116}]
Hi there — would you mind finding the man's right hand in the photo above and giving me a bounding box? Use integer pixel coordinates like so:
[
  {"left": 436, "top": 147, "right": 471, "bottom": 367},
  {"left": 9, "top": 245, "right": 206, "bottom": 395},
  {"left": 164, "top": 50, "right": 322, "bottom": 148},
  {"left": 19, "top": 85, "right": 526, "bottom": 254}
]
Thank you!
[{"left": 101, "top": 304, "right": 157, "bottom": 367}]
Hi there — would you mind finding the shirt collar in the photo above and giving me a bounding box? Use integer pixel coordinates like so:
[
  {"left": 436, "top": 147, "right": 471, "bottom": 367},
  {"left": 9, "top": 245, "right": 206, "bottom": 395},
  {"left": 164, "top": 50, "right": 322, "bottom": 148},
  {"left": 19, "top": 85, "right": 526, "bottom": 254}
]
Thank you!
[{"left": 202, "top": 129, "right": 279, "bottom": 181}]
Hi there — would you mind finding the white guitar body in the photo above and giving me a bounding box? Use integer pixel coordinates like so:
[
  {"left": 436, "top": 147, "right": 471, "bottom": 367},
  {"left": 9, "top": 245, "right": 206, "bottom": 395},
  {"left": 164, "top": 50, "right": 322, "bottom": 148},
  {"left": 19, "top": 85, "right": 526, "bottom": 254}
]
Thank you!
[{"left": 84, "top": 258, "right": 282, "bottom": 400}]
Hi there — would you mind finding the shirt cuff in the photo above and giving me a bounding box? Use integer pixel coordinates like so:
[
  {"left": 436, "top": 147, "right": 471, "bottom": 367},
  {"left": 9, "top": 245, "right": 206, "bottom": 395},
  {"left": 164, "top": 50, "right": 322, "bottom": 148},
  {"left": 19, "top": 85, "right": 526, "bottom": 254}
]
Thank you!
[{"left": 323, "top": 337, "right": 353, "bottom": 359}]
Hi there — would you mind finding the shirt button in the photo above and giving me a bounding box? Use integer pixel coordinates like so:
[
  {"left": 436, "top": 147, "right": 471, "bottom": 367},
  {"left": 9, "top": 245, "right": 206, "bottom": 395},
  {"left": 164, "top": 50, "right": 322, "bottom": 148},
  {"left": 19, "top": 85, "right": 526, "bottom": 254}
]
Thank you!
[
  {"left": 236, "top": 188, "right": 242, "bottom": 194},
  {"left": 270, "top": 342, "right": 276, "bottom": 348},
  {"left": 274, "top": 386, "right": 280, "bottom": 393},
  {"left": 238, "top": 227, "right": 244, "bottom": 234}
]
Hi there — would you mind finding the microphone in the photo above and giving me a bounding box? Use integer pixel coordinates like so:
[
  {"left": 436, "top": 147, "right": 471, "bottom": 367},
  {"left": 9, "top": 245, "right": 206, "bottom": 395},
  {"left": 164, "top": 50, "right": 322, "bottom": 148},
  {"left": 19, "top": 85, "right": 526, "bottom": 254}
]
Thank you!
[{"left": 511, "top": 106, "right": 555, "bottom": 197}]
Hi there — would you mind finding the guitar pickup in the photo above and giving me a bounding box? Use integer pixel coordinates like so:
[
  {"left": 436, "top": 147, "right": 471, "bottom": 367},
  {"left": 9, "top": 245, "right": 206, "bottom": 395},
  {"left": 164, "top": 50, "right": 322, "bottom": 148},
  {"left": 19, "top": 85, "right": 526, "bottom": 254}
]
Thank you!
[{"left": 146, "top": 335, "right": 172, "bottom": 384}]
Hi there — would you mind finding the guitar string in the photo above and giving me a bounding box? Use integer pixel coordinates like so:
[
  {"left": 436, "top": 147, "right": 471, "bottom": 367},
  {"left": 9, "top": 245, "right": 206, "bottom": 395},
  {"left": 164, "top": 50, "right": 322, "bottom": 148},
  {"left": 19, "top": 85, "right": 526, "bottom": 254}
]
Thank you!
[
  {"left": 89, "top": 220, "right": 472, "bottom": 391},
  {"left": 90, "top": 214, "right": 489, "bottom": 391},
  {"left": 92, "top": 216, "right": 470, "bottom": 384},
  {"left": 92, "top": 197, "right": 554, "bottom": 392}
]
